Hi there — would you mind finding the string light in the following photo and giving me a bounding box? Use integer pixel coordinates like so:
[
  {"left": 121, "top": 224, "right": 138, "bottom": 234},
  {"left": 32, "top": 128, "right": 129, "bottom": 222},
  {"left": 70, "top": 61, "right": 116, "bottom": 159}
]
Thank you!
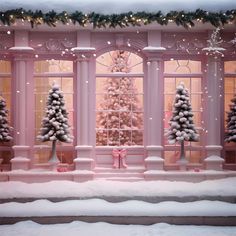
[{"left": 0, "top": 8, "right": 234, "bottom": 29}]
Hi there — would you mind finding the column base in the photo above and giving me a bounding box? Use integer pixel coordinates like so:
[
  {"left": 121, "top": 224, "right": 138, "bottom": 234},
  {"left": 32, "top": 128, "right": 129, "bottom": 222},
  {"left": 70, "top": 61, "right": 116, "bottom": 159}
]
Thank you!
[
  {"left": 74, "top": 158, "right": 94, "bottom": 170},
  {"left": 11, "top": 157, "right": 30, "bottom": 170},
  {"left": 206, "top": 145, "right": 222, "bottom": 157},
  {"left": 145, "top": 156, "right": 164, "bottom": 170},
  {"left": 11, "top": 145, "right": 31, "bottom": 170},
  {"left": 204, "top": 156, "right": 224, "bottom": 171},
  {"left": 146, "top": 145, "right": 163, "bottom": 157}
]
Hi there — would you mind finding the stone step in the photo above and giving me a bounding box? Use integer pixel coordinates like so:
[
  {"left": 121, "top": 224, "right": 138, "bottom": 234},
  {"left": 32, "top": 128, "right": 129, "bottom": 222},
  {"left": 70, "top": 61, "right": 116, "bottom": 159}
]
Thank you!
[
  {"left": 1, "top": 199, "right": 236, "bottom": 226},
  {"left": 95, "top": 172, "right": 144, "bottom": 179},
  {"left": 94, "top": 166, "right": 145, "bottom": 173},
  {"left": 1, "top": 195, "right": 236, "bottom": 204},
  {"left": 1, "top": 215, "right": 236, "bottom": 226}
]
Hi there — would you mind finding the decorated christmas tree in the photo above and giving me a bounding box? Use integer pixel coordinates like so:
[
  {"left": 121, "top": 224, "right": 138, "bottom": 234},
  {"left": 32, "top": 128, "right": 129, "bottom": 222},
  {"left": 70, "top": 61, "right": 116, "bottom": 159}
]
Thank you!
[
  {"left": 167, "top": 82, "right": 199, "bottom": 161},
  {"left": 225, "top": 94, "right": 236, "bottom": 143},
  {"left": 0, "top": 97, "right": 13, "bottom": 143},
  {"left": 38, "top": 83, "right": 73, "bottom": 162},
  {"left": 96, "top": 50, "right": 143, "bottom": 146}
]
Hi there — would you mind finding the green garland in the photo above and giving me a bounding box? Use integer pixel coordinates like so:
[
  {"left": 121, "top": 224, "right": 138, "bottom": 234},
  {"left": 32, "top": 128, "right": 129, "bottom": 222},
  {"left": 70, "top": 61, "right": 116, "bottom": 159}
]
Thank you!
[{"left": 0, "top": 8, "right": 235, "bottom": 28}]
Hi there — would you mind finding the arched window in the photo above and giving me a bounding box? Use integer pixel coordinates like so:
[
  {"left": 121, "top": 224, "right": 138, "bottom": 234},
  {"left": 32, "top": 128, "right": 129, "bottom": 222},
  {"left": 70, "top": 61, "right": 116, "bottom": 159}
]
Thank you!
[
  {"left": 96, "top": 50, "right": 144, "bottom": 146},
  {"left": 33, "top": 59, "right": 74, "bottom": 163},
  {"left": 164, "top": 59, "right": 203, "bottom": 164}
]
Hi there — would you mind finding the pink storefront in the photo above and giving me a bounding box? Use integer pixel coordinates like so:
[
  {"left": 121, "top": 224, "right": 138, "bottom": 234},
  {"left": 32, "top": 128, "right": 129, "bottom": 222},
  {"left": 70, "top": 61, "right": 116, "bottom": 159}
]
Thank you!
[{"left": 0, "top": 1, "right": 236, "bottom": 182}]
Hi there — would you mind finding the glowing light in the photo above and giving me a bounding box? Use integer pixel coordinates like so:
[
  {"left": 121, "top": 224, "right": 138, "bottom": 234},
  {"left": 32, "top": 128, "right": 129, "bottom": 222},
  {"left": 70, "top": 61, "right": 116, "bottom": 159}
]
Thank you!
[{"left": 7, "top": 30, "right": 11, "bottom": 35}]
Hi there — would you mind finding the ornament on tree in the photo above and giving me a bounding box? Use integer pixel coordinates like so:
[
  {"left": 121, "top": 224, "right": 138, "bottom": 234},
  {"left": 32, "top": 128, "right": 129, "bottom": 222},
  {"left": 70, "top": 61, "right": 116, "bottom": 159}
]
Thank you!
[
  {"left": 37, "top": 83, "right": 73, "bottom": 162},
  {"left": 166, "top": 82, "right": 199, "bottom": 161},
  {"left": 0, "top": 97, "right": 13, "bottom": 143},
  {"left": 225, "top": 94, "right": 236, "bottom": 143},
  {"left": 96, "top": 50, "right": 143, "bottom": 146}
]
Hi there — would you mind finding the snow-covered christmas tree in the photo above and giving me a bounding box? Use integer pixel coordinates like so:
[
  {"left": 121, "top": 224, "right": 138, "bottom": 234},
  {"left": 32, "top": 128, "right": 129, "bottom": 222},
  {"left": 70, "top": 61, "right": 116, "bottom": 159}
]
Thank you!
[
  {"left": 167, "top": 82, "right": 199, "bottom": 161},
  {"left": 38, "top": 83, "right": 73, "bottom": 162},
  {"left": 0, "top": 97, "right": 13, "bottom": 143},
  {"left": 96, "top": 50, "right": 143, "bottom": 146},
  {"left": 225, "top": 94, "right": 236, "bottom": 143}
]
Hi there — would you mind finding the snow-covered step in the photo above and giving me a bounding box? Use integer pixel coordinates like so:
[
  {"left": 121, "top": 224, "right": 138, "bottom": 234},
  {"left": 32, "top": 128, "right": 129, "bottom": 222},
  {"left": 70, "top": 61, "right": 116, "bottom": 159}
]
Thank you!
[
  {"left": 1, "top": 221, "right": 236, "bottom": 236},
  {"left": 94, "top": 166, "right": 145, "bottom": 173},
  {"left": 0, "top": 199, "right": 236, "bottom": 226}
]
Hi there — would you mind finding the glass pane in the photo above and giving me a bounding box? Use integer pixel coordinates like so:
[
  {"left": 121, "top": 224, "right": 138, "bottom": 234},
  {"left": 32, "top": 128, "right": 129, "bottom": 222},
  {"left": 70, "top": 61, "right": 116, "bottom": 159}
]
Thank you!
[
  {"left": 176, "top": 77, "right": 190, "bottom": 89},
  {"left": 34, "top": 60, "right": 73, "bottom": 73},
  {"left": 191, "top": 78, "right": 201, "bottom": 93},
  {"left": 132, "top": 130, "right": 143, "bottom": 145},
  {"left": 164, "top": 60, "right": 201, "bottom": 74},
  {"left": 164, "top": 95, "right": 175, "bottom": 111},
  {"left": 96, "top": 50, "right": 143, "bottom": 74},
  {"left": 191, "top": 95, "right": 201, "bottom": 111},
  {"left": 62, "top": 78, "right": 73, "bottom": 93},
  {"left": 107, "top": 112, "right": 120, "bottom": 129},
  {"left": 96, "top": 112, "right": 107, "bottom": 128},
  {"left": 192, "top": 112, "right": 201, "bottom": 126},
  {"left": 131, "top": 95, "right": 143, "bottom": 111},
  {"left": 108, "top": 130, "right": 120, "bottom": 146},
  {"left": 132, "top": 112, "right": 143, "bottom": 129},
  {"left": 0, "top": 60, "right": 11, "bottom": 73},
  {"left": 164, "top": 77, "right": 176, "bottom": 93},
  {"left": 225, "top": 61, "right": 236, "bottom": 74},
  {"left": 224, "top": 78, "right": 235, "bottom": 93},
  {"left": 120, "top": 130, "right": 132, "bottom": 145},
  {"left": 96, "top": 130, "right": 108, "bottom": 146},
  {"left": 132, "top": 78, "right": 143, "bottom": 94}
]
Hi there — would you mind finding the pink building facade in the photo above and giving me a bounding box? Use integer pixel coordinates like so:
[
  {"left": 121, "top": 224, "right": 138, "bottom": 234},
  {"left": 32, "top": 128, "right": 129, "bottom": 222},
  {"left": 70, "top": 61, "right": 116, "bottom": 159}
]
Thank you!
[{"left": 0, "top": 19, "right": 236, "bottom": 181}]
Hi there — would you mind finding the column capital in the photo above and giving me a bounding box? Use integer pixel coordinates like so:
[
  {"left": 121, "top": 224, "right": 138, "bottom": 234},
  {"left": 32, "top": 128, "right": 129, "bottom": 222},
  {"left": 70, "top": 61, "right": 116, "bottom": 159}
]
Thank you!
[
  {"left": 71, "top": 47, "right": 96, "bottom": 60},
  {"left": 143, "top": 46, "right": 166, "bottom": 60},
  {"left": 9, "top": 46, "right": 35, "bottom": 60}
]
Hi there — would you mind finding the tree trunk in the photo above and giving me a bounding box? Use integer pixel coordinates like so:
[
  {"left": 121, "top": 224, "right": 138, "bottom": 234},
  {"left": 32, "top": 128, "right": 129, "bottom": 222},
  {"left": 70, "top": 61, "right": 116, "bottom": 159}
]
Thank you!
[
  {"left": 49, "top": 140, "right": 58, "bottom": 162},
  {"left": 180, "top": 140, "right": 185, "bottom": 161}
]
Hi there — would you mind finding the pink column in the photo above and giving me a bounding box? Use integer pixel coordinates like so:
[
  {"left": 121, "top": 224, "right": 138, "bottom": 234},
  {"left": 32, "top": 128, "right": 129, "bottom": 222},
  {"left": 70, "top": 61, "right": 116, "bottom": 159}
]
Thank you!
[
  {"left": 143, "top": 46, "right": 166, "bottom": 171},
  {"left": 10, "top": 50, "right": 34, "bottom": 170},
  {"left": 72, "top": 47, "right": 95, "bottom": 175},
  {"left": 9, "top": 30, "right": 34, "bottom": 170},
  {"left": 204, "top": 53, "right": 224, "bottom": 162}
]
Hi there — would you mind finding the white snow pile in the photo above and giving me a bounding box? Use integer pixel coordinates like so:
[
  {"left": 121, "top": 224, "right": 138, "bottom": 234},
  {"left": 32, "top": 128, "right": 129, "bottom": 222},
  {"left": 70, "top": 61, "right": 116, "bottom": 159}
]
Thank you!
[
  {"left": 0, "top": 0, "right": 235, "bottom": 14},
  {"left": 0, "top": 221, "right": 235, "bottom": 236},
  {"left": 0, "top": 177, "right": 236, "bottom": 199},
  {"left": 1, "top": 199, "right": 236, "bottom": 217}
]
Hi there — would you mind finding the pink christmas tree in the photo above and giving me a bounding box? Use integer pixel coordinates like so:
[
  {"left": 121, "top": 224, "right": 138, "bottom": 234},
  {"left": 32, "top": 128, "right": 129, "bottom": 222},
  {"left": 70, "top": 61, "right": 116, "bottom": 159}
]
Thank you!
[{"left": 96, "top": 50, "right": 143, "bottom": 146}]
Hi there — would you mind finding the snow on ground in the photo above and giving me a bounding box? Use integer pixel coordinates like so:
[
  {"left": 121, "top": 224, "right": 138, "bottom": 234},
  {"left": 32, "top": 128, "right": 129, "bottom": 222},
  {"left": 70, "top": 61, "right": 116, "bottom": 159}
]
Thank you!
[
  {"left": 0, "top": 0, "right": 235, "bottom": 14},
  {"left": 0, "top": 221, "right": 235, "bottom": 236},
  {"left": 0, "top": 177, "right": 236, "bottom": 199},
  {"left": 1, "top": 199, "right": 236, "bottom": 217}
]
